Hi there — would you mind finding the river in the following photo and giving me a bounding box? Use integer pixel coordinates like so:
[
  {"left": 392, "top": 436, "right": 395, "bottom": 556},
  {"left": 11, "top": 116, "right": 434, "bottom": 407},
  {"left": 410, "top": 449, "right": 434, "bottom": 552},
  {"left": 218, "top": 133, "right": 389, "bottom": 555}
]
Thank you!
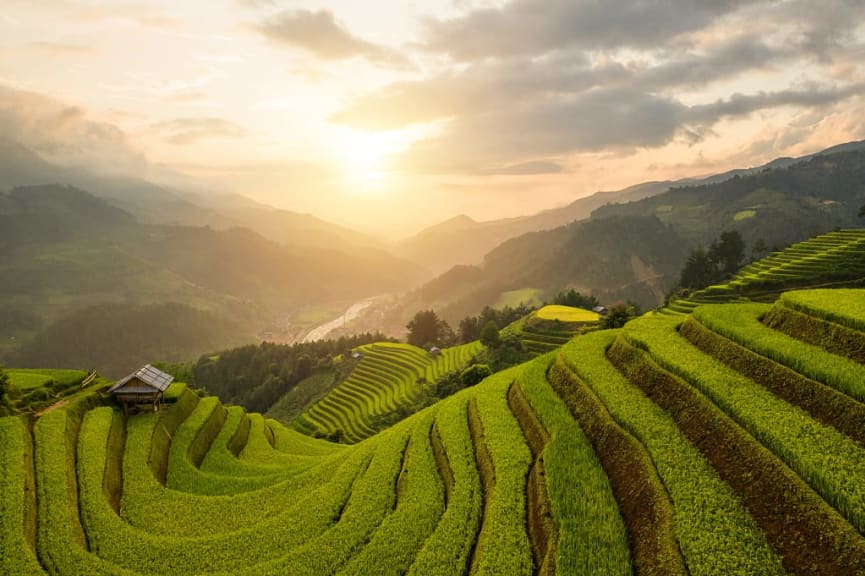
[{"left": 301, "top": 298, "right": 375, "bottom": 343}]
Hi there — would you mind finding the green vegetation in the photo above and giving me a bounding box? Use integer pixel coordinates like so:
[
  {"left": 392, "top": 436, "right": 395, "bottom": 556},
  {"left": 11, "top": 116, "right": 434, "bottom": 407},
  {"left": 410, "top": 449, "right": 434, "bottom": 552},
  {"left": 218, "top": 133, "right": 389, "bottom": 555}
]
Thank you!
[
  {"left": 536, "top": 305, "right": 600, "bottom": 323},
  {"left": 517, "top": 355, "right": 631, "bottom": 574},
  {"left": 5, "top": 285, "right": 865, "bottom": 575},
  {"left": 7, "top": 368, "right": 88, "bottom": 391},
  {"left": 559, "top": 332, "right": 782, "bottom": 575},
  {"left": 192, "top": 333, "right": 391, "bottom": 414},
  {"left": 301, "top": 340, "right": 482, "bottom": 442},
  {"left": 666, "top": 229, "right": 865, "bottom": 315},
  {"left": 781, "top": 288, "right": 865, "bottom": 332}
]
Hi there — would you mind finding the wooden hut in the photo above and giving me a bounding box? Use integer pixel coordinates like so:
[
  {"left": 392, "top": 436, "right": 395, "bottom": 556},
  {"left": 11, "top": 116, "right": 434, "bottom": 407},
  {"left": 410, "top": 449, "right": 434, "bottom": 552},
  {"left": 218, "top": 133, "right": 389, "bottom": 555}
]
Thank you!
[{"left": 108, "top": 364, "right": 174, "bottom": 414}]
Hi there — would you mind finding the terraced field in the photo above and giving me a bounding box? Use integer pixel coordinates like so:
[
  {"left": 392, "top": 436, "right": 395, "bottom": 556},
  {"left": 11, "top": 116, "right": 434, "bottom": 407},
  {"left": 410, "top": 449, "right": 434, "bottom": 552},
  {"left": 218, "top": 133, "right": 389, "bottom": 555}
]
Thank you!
[
  {"left": 296, "top": 341, "right": 482, "bottom": 443},
  {"left": 665, "top": 228, "right": 865, "bottom": 314},
  {"left": 4, "top": 288, "right": 865, "bottom": 575},
  {"left": 503, "top": 304, "right": 601, "bottom": 356}
]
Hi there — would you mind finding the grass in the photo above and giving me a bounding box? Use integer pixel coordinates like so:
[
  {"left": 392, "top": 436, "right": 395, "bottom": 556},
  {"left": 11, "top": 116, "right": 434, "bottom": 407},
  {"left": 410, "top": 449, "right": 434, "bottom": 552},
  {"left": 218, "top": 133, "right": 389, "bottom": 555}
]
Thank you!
[
  {"left": 7, "top": 368, "right": 88, "bottom": 390},
  {"left": 535, "top": 305, "right": 600, "bottom": 322}
]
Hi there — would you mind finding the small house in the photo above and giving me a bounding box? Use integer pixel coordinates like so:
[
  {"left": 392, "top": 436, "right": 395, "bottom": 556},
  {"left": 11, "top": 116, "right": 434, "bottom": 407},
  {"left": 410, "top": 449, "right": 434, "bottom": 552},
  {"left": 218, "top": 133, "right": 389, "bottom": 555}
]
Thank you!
[
  {"left": 108, "top": 364, "right": 174, "bottom": 414},
  {"left": 428, "top": 346, "right": 442, "bottom": 357},
  {"left": 592, "top": 305, "right": 609, "bottom": 316}
]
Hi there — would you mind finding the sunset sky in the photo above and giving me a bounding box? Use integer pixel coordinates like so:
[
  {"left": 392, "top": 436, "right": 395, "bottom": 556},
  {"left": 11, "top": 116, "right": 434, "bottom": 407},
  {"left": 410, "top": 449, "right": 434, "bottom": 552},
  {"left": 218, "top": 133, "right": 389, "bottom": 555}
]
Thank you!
[{"left": 1, "top": 0, "right": 864, "bottom": 235}]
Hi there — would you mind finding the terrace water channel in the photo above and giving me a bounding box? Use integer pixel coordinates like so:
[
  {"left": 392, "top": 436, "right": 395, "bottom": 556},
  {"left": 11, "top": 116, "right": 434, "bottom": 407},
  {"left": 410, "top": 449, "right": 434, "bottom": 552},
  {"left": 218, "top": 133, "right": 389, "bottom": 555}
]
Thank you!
[{"left": 302, "top": 298, "right": 375, "bottom": 343}]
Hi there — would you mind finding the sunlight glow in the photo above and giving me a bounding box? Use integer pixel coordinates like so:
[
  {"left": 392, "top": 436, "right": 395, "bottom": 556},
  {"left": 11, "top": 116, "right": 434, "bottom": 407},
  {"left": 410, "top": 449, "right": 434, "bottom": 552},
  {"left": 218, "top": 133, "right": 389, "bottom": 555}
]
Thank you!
[{"left": 327, "top": 124, "right": 440, "bottom": 195}]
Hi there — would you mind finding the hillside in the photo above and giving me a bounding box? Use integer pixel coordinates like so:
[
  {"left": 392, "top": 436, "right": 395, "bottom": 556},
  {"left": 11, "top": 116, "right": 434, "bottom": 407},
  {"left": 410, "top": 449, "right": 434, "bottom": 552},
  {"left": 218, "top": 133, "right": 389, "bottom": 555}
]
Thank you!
[
  {"left": 501, "top": 304, "right": 601, "bottom": 357},
  {"left": 295, "top": 340, "right": 483, "bottom": 443},
  {"left": 397, "top": 180, "right": 675, "bottom": 274},
  {"left": 4, "top": 286, "right": 865, "bottom": 574},
  {"left": 0, "top": 185, "right": 426, "bottom": 374},
  {"left": 397, "top": 141, "right": 865, "bottom": 275},
  {"left": 391, "top": 146, "right": 865, "bottom": 323},
  {"left": 665, "top": 228, "right": 865, "bottom": 314},
  {"left": 393, "top": 213, "right": 685, "bottom": 327}
]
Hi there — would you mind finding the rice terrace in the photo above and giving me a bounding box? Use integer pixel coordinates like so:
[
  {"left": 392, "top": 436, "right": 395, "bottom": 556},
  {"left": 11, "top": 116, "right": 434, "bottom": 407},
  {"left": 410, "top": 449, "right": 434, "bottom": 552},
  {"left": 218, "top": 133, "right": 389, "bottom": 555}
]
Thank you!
[
  {"left": 4, "top": 237, "right": 865, "bottom": 574},
  {"left": 4, "top": 1, "right": 865, "bottom": 574}
]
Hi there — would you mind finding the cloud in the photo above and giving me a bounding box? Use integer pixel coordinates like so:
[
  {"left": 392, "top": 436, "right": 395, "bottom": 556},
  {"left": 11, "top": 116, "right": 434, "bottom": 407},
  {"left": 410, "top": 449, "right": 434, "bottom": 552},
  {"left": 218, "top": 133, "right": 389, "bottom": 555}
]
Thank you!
[
  {"left": 687, "top": 83, "right": 865, "bottom": 126},
  {"left": 152, "top": 117, "right": 248, "bottom": 145},
  {"left": 332, "top": 1, "right": 865, "bottom": 176},
  {"left": 0, "top": 84, "right": 148, "bottom": 174},
  {"left": 256, "top": 9, "right": 409, "bottom": 67},
  {"left": 333, "top": 35, "right": 789, "bottom": 131},
  {"left": 422, "top": 0, "right": 759, "bottom": 61}
]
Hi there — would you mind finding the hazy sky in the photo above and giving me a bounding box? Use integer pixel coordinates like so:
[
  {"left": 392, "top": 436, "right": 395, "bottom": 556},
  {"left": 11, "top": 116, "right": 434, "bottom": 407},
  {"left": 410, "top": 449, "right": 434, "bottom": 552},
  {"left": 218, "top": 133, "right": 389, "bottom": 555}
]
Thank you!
[{"left": 1, "top": 0, "right": 864, "bottom": 235}]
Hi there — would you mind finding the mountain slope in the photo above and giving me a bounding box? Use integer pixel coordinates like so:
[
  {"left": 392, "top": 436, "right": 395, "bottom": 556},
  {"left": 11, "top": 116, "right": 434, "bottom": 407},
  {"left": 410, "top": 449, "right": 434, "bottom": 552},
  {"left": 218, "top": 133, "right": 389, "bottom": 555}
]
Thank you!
[
  {"left": 4, "top": 287, "right": 865, "bottom": 575},
  {"left": 0, "top": 138, "right": 384, "bottom": 253},
  {"left": 397, "top": 180, "right": 672, "bottom": 273},
  {"left": 398, "top": 145, "right": 865, "bottom": 320},
  {"left": 0, "top": 185, "right": 427, "bottom": 370},
  {"left": 398, "top": 141, "right": 865, "bottom": 275}
]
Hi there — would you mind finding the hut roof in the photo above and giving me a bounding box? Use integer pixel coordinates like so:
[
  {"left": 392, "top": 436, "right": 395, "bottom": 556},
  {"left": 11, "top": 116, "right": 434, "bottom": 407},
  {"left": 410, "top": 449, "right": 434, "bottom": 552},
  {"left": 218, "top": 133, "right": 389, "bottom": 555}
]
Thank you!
[{"left": 108, "top": 364, "right": 174, "bottom": 394}]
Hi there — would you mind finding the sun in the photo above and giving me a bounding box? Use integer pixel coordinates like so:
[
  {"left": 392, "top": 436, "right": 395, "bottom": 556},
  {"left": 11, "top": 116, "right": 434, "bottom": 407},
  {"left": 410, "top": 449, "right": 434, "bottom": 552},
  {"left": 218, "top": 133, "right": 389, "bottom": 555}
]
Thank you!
[{"left": 331, "top": 128, "right": 400, "bottom": 194}]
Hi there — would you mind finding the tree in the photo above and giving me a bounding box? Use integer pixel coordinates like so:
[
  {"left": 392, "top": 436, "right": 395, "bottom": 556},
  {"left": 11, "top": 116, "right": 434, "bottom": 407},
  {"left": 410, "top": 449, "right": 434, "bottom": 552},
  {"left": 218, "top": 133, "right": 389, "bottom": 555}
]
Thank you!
[
  {"left": 406, "top": 310, "right": 453, "bottom": 348},
  {"left": 552, "top": 289, "right": 599, "bottom": 310},
  {"left": 458, "top": 316, "right": 481, "bottom": 343},
  {"left": 460, "top": 364, "right": 492, "bottom": 387},
  {"left": 708, "top": 230, "right": 745, "bottom": 276},
  {"left": 752, "top": 238, "right": 769, "bottom": 260},
  {"left": 859, "top": 204, "right": 865, "bottom": 218},
  {"left": 479, "top": 320, "right": 501, "bottom": 348},
  {"left": 679, "top": 247, "right": 717, "bottom": 289},
  {"left": 603, "top": 302, "right": 637, "bottom": 329}
]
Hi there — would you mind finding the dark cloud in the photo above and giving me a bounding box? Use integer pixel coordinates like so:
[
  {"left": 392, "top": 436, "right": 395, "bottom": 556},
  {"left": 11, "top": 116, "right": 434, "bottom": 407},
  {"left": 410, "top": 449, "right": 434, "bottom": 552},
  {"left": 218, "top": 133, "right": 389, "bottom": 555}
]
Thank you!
[
  {"left": 333, "top": 35, "right": 789, "bottom": 131},
  {"left": 333, "top": 0, "right": 865, "bottom": 175},
  {"left": 256, "top": 9, "right": 409, "bottom": 67},
  {"left": 398, "top": 88, "right": 686, "bottom": 173},
  {"left": 152, "top": 117, "right": 248, "bottom": 145},
  {"left": 394, "top": 83, "right": 863, "bottom": 174},
  {"left": 423, "top": 0, "right": 758, "bottom": 61},
  {"left": 687, "top": 83, "right": 865, "bottom": 125}
]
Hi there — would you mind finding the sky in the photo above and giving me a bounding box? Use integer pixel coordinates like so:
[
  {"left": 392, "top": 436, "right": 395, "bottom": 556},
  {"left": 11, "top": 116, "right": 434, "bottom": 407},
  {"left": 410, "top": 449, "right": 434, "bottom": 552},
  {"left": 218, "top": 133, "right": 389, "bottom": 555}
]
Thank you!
[{"left": 1, "top": 0, "right": 864, "bottom": 236}]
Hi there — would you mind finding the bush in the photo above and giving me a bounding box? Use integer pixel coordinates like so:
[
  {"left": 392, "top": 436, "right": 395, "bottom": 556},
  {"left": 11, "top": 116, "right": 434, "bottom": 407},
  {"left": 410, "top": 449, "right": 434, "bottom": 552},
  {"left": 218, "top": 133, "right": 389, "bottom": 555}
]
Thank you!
[{"left": 460, "top": 364, "right": 492, "bottom": 387}]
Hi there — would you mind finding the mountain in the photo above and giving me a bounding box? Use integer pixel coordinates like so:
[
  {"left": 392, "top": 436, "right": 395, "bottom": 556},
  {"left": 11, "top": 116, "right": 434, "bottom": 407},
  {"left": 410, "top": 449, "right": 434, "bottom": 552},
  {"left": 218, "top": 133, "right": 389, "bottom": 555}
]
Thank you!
[
  {"left": 386, "top": 143, "right": 865, "bottom": 326},
  {"left": 398, "top": 140, "right": 865, "bottom": 275},
  {"left": 0, "top": 137, "right": 383, "bottom": 254},
  {"left": 397, "top": 181, "right": 672, "bottom": 274},
  {"left": 0, "top": 184, "right": 427, "bottom": 372},
  {"left": 592, "top": 148, "right": 865, "bottom": 247}
]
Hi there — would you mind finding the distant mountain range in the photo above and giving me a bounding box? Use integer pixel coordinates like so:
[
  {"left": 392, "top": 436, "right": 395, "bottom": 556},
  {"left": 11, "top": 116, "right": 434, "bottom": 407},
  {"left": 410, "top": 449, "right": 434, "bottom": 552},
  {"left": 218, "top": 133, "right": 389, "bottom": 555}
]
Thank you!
[
  {"left": 3, "top": 131, "right": 865, "bottom": 370},
  {"left": 0, "top": 184, "right": 425, "bottom": 374},
  {"left": 0, "top": 137, "right": 383, "bottom": 254},
  {"left": 382, "top": 141, "right": 865, "bottom": 329},
  {"left": 397, "top": 140, "right": 865, "bottom": 275}
]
